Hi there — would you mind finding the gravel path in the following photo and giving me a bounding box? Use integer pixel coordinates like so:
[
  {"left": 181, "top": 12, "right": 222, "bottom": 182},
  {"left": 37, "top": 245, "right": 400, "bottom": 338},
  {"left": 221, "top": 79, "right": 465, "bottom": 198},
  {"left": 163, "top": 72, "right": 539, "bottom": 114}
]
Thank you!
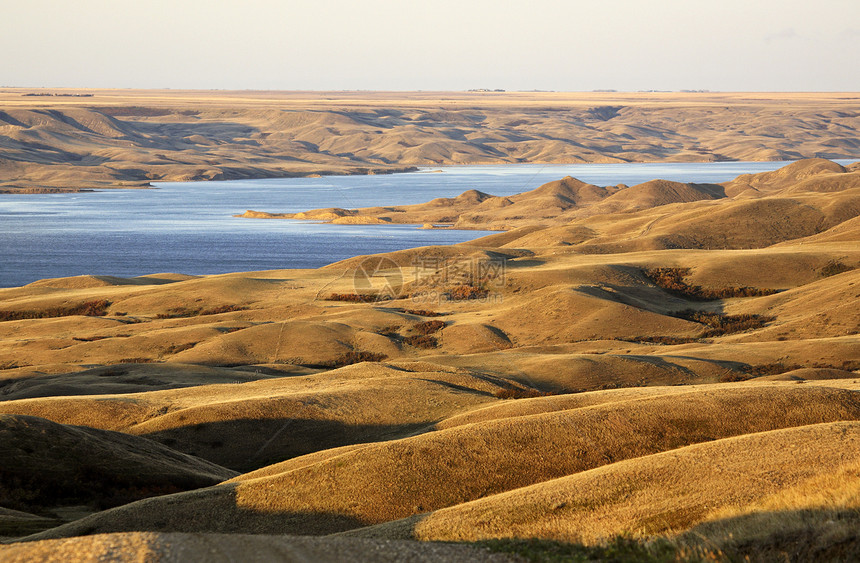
[{"left": 0, "top": 532, "right": 525, "bottom": 562}]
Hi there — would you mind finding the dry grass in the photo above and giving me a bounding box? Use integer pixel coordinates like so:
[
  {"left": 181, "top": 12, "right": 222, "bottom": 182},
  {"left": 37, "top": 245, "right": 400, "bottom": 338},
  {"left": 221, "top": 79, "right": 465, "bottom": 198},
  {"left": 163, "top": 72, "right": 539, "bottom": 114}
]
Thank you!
[
  {"left": 0, "top": 158, "right": 858, "bottom": 557},
  {"left": 681, "top": 457, "right": 860, "bottom": 561},
  {"left": 0, "top": 363, "right": 290, "bottom": 402},
  {"left": 19, "top": 383, "right": 860, "bottom": 539},
  {"left": 356, "top": 422, "right": 860, "bottom": 546},
  {"left": 155, "top": 305, "right": 247, "bottom": 319},
  {"left": 0, "top": 162, "right": 858, "bottom": 372},
  {"left": 0, "top": 363, "right": 509, "bottom": 472},
  {"left": 432, "top": 387, "right": 702, "bottom": 431}
]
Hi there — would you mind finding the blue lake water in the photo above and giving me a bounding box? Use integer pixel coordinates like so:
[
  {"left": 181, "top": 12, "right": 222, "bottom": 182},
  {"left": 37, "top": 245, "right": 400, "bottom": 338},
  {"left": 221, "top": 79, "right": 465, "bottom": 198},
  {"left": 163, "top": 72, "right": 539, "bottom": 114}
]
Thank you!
[{"left": 0, "top": 160, "right": 856, "bottom": 288}]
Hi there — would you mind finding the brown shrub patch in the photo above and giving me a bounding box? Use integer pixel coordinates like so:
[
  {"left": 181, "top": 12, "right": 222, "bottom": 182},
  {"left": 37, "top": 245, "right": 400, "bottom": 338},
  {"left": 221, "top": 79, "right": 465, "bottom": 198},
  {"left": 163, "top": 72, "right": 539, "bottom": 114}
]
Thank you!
[
  {"left": 403, "top": 335, "right": 439, "bottom": 349},
  {"left": 200, "top": 305, "right": 248, "bottom": 315},
  {"left": 626, "top": 336, "right": 700, "bottom": 345},
  {"left": 672, "top": 309, "right": 774, "bottom": 337},
  {"left": 403, "top": 309, "right": 445, "bottom": 317},
  {"left": 155, "top": 305, "right": 247, "bottom": 319},
  {"left": 414, "top": 320, "right": 446, "bottom": 334},
  {"left": 115, "top": 358, "right": 155, "bottom": 364},
  {"left": 72, "top": 334, "right": 131, "bottom": 342},
  {"left": 0, "top": 361, "right": 32, "bottom": 370},
  {"left": 164, "top": 342, "right": 198, "bottom": 355},
  {"left": 95, "top": 368, "right": 128, "bottom": 378},
  {"left": 446, "top": 284, "right": 489, "bottom": 300},
  {"left": 820, "top": 260, "right": 855, "bottom": 277},
  {"left": 743, "top": 363, "right": 803, "bottom": 377},
  {"left": 719, "top": 372, "right": 754, "bottom": 383},
  {"left": 494, "top": 388, "right": 557, "bottom": 400},
  {"left": 643, "top": 268, "right": 778, "bottom": 300},
  {"left": 720, "top": 360, "right": 860, "bottom": 382},
  {"left": 0, "top": 300, "right": 111, "bottom": 322},
  {"left": 741, "top": 360, "right": 860, "bottom": 377},
  {"left": 329, "top": 350, "right": 387, "bottom": 367},
  {"left": 326, "top": 293, "right": 391, "bottom": 303}
]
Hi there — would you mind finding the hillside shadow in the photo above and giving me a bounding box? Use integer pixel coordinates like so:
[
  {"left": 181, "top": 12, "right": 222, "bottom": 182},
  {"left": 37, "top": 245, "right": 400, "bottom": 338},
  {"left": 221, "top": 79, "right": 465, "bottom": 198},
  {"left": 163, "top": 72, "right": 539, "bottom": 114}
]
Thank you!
[
  {"left": 576, "top": 282, "right": 717, "bottom": 315},
  {"left": 415, "top": 378, "right": 495, "bottom": 397},
  {"left": 0, "top": 460, "right": 221, "bottom": 516},
  {"left": 0, "top": 516, "right": 63, "bottom": 542},
  {"left": 0, "top": 373, "right": 183, "bottom": 402},
  {"left": 652, "top": 354, "right": 750, "bottom": 373},
  {"left": 500, "top": 258, "right": 546, "bottom": 269},
  {"left": 0, "top": 364, "right": 276, "bottom": 402},
  {"left": 679, "top": 507, "right": 860, "bottom": 562},
  {"left": 122, "top": 121, "right": 262, "bottom": 147},
  {"left": 0, "top": 111, "right": 29, "bottom": 127},
  {"left": 613, "top": 355, "right": 701, "bottom": 379},
  {"left": 11, "top": 483, "right": 371, "bottom": 541},
  {"left": 333, "top": 513, "right": 428, "bottom": 540},
  {"left": 142, "top": 418, "right": 432, "bottom": 472},
  {"left": 10, "top": 489, "right": 860, "bottom": 552},
  {"left": 11, "top": 140, "right": 112, "bottom": 166}
]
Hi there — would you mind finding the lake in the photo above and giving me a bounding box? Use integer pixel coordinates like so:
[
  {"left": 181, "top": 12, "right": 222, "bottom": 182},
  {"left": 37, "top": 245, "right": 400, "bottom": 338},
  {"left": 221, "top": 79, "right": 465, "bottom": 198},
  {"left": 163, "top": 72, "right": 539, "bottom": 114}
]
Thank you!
[{"left": 0, "top": 160, "right": 856, "bottom": 288}]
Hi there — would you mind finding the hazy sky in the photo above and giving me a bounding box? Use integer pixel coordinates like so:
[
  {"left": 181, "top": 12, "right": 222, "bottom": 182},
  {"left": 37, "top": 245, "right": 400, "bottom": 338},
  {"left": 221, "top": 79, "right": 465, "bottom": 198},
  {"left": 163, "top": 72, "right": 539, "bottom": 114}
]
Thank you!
[{"left": 4, "top": 0, "right": 858, "bottom": 91}]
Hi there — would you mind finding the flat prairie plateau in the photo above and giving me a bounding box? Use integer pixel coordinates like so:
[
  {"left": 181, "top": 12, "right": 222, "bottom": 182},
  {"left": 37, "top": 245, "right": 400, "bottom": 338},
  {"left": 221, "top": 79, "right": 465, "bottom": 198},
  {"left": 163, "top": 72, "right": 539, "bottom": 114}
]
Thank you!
[
  {"left": 1, "top": 90, "right": 859, "bottom": 562},
  {"left": 1, "top": 89, "right": 859, "bottom": 191}
]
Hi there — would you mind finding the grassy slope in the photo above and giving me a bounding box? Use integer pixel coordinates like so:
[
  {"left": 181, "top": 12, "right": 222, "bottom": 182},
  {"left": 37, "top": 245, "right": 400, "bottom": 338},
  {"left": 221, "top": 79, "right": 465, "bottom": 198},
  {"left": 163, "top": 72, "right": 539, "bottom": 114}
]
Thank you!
[
  {"left": 0, "top": 363, "right": 511, "bottom": 471},
  {"left": 344, "top": 421, "right": 859, "bottom": 543},
  {"left": 0, "top": 159, "right": 858, "bottom": 559},
  {"left": 0, "top": 414, "right": 236, "bottom": 513},
  {"left": 18, "top": 381, "right": 860, "bottom": 539}
]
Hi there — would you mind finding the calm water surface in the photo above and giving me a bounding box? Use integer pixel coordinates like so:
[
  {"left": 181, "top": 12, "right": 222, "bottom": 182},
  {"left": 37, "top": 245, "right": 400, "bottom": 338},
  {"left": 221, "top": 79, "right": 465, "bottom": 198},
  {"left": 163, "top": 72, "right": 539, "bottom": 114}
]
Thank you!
[{"left": 1, "top": 160, "right": 856, "bottom": 288}]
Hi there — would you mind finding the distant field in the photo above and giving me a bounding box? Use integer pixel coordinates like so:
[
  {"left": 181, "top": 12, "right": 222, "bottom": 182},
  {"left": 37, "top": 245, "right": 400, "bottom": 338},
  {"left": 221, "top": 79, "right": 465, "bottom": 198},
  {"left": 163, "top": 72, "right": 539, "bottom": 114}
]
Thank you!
[{"left": 1, "top": 89, "right": 858, "bottom": 191}]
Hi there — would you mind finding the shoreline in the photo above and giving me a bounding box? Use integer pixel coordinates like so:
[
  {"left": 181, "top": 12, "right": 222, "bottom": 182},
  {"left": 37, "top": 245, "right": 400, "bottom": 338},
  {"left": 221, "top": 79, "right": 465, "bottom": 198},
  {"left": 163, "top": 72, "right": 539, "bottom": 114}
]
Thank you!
[
  {"left": 3, "top": 159, "right": 857, "bottom": 288},
  {"left": 8, "top": 156, "right": 857, "bottom": 195},
  {"left": 0, "top": 166, "right": 422, "bottom": 194},
  {"left": 234, "top": 158, "right": 860, "bottom": 233}
]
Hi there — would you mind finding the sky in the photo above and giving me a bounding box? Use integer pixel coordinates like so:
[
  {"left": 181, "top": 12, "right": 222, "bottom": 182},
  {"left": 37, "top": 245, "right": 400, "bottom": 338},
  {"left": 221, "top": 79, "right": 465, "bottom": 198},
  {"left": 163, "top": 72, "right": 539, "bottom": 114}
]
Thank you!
[{"left": 3, "top": 0, "right": 858, "bottom": 91}]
